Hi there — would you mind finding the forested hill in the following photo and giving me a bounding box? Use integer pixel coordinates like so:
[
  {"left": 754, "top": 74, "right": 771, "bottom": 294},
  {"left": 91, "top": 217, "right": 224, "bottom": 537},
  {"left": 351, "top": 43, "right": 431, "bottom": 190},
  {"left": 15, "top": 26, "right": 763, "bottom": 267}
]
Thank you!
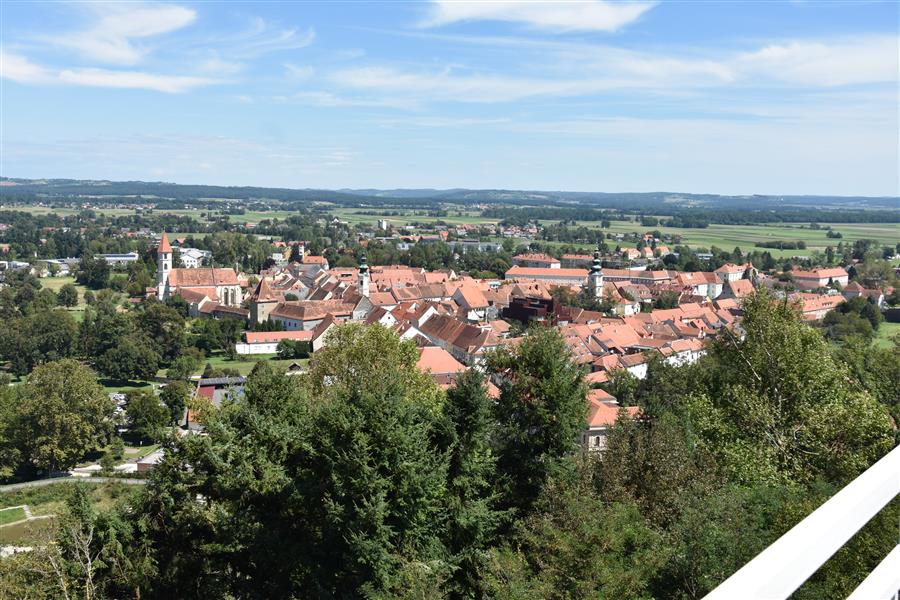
[{"left": 2, "top": 177, "right": 897, "bottom": 210}]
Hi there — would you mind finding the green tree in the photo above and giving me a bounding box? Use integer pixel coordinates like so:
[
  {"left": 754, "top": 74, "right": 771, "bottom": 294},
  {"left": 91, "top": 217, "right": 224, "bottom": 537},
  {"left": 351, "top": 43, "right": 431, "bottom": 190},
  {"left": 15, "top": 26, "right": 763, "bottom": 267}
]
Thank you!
[
  {"left": 126, "top": 390, "right": 169, "bottom": 442},
  {"left": 76, "top": 254, "right": 110, "bottom": 289},
  {"left": 691, "top": 289, "right": 894, "bottom": 485},
  {"left": 443, "top": 370, "right": 503, "bottom": 598},
  {"left": 484, "top": 481, "right": 665, "bottom": 600},
  {"left": 160, "top": 380, "right": 191, "bottom": 424},
  {"left": 97, "top": 337, "right": 160, "bottom": 382},
  {"left": 13, "top": 360, "right": 114, "bottom": 473},
  {"left": 488, "top": 327, "right": 588, "bottom": 514},
  {"left": 276, "top": 339, "right": 311, "bottom": 359},
  {"left": 56, "top": 282, "right": 79, "bottom": 307},
  {"left": 136, "top": 301, "right": 185, "bottom": 362}
]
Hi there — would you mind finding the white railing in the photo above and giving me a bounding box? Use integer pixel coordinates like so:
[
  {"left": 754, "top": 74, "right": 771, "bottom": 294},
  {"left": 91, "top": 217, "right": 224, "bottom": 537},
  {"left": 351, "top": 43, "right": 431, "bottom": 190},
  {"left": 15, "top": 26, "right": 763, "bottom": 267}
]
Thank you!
[{"left": 704, "top": 444, "right": 900, "bottom": 600}]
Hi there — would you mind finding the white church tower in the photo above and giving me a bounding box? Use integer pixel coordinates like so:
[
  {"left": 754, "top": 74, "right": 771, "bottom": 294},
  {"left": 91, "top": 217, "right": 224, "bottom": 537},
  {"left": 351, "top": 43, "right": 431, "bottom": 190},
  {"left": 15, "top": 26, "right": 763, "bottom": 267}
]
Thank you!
[
  {"left": 588, "top": 244, "right": 604, "bottom": 298},
  {"left": 157, "top": 231, "right": 172, "bottom": 300},
  {"left": 358, "top": 255, "right": 370, "bottom": 298}
]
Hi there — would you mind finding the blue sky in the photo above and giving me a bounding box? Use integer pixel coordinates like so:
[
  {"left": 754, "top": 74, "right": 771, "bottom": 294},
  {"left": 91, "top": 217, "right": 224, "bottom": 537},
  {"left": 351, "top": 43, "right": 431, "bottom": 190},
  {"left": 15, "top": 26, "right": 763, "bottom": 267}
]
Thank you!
[{"left": 1, "top": 1, "right": 898, "bottom": 195}]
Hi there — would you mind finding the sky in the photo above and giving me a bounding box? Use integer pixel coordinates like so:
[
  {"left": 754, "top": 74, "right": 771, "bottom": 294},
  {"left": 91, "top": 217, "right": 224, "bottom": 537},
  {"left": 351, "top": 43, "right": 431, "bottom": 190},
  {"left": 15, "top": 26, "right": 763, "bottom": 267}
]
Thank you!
[{"left": 1, "top": 1, "right": 898, "bottom": 196}]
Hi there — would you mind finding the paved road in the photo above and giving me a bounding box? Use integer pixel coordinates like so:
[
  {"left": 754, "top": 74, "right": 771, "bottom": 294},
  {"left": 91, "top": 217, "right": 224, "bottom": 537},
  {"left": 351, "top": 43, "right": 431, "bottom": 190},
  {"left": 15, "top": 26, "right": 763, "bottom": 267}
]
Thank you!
[{"left": 0, "top": 476, "right": 148, "bottom": 492}]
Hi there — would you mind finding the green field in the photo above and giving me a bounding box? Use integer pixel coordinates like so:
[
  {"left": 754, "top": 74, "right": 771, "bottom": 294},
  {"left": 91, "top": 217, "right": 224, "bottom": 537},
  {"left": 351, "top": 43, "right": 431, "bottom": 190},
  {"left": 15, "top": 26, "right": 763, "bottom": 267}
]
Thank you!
[
  {"left": 198, "top": 352, "right": 304, "bottom": 376},
  {"left": 0, "top": 506, "right": 26, "bottom": 525},
  {"left": 874, "top": 322, "right": 900, "bottom": 349}
]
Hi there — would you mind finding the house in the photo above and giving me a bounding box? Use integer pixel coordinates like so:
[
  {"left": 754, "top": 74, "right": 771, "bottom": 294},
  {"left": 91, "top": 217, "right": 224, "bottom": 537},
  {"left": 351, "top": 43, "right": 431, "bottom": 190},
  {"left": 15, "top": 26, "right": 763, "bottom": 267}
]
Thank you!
[
  {"left": 714, "top": 263, "right": 751, "bottom": 283},
  {"left": 178, "top": 247, "right": 212, "bottom": 268},
  {"left": 791, "top": 292, "right": 845, "bottom": 320},
  {"left": 452, "top": 284, "right": 490, "bottom": 321},
  {"left": 236, "top": 317, "right": 335, "bottom": 354},
  {"left": 512, "top": 253, "right": 561, "bottom": 269},
  {"left": 841, "top": 281, "right": 887, "bottom": 308},
  {"left": 96, "top": 252, "right": 140, "bottom": 267},
  {"left": 673, "top": 271, "right": 722, "bottom": 298},
  {"left": 792, "top": 267, "right": 849, "bottom": 290},
  {"left": 417, "top": 313, "right": 500, "bottom": 365},
  {"left": 136, "top": 449, "right": 165, "bottom": 473},
  {"left": 582, "top": 389, "right": 640, "bottom": 451},
  {"left": 561, "top": 254, "right": 593, "bottom": 269},
  {"left": 269, "top": 300, "right": 357, "bottom": 331}
]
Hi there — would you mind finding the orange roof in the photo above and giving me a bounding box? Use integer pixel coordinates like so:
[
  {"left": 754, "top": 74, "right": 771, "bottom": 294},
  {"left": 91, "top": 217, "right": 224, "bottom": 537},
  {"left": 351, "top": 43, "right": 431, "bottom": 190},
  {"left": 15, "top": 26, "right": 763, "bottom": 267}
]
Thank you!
[
  {"left": 158, "top": 231, "right": 172, "bottom": 253},
  {"left": 168, "top": 268, "right": 239, "bottom": 287},
  {"left": 587, "top": 397, "right": 640, "bottom": 428},
  {"left": 302, "top": 255, "right": 328, "bottom": 264},
  {"left": 416, "top": 346, "right": 466, "bottom": 375}
]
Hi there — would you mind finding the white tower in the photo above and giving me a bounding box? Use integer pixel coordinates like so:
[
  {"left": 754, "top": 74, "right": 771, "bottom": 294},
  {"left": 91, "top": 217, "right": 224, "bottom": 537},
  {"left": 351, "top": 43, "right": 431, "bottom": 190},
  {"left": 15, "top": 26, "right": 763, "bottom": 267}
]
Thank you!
[
  {"left": 358, "top": 255, "right": 370, "bottom": 298},
  {"left": 157, "top": 231, "right": 173, "bottom": 300},
  {"left": 588, "top": 245, "right": 604, "bottom": 298}
]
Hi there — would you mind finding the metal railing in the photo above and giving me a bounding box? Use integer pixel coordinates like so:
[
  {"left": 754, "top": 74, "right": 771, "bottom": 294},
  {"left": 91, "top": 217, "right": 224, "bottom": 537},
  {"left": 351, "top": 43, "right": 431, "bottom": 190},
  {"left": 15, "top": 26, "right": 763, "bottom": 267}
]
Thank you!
[{"left": 704, "top": 444, "right": 900, "bottom": 600}]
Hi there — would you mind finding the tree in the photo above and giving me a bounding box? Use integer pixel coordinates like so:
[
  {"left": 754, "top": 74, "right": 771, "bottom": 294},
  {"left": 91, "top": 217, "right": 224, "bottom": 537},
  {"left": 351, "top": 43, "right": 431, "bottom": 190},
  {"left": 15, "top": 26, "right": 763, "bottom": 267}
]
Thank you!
[
  {"left": 167, "top": 353, "right": 201, "bottom": 380},
  {"left": 57, "top": 283, "right": 79, "bottom": 307},
  {"left": 125, "top": 390, "right": 169, "bottom": 442},
  {"left": 0, "top": 309, "right": 79, "bottom": 376},
  {"left": 136, "top": 302, "right": 185, "bottom": 362},
  {"left": 488, "top": 327, "right": 588, "bottom": 514},
  {"left": 276, "top": 339, "right": 311, "bottom": 359},
  {"left": 133, "top": 331, "right": 451, "bottom": 598},
  {"left": 97, "top": 337, "right": 160, "bottom": 382},
  {"left": 13, "top": 360, "right": 114, "bottom": 473},
  {"left": 76, "top": 254, "right": 110, "bottom": 290},
  {"left": 443, "top": 370, "right": 504, "bottom": 598},
  {"left": 691, "top": 289, "right": 893, "bottom": 485},
  {"left": 160, "top": 381, "right": 191, "bottom": 425},
  {"left": 483, "top": 481, "right": 665, "bottom": 600}
]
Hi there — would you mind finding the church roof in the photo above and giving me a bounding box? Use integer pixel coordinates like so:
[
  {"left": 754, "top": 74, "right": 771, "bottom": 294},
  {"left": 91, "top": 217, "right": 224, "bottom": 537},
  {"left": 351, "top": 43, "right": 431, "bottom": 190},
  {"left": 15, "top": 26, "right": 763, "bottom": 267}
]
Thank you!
[
  {"left": 168, "top": 268, "right": 239, "bottom": 287},
  {"left": 158, "top": 231, "right": 172, "bottom": 253}
]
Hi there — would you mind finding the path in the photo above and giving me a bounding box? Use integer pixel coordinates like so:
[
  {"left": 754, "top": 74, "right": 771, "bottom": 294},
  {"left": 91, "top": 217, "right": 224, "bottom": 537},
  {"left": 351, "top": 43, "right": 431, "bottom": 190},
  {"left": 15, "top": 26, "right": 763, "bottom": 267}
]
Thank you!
[{"left": 0, "top": 476, "right": 148, "bottom": 493}]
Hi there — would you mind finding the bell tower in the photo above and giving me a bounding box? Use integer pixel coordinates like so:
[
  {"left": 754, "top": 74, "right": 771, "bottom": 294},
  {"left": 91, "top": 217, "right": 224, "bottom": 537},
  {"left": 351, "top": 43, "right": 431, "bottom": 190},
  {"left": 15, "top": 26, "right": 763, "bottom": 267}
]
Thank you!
[
  {"left": 157, "top": 231, "right": 173, "bottom": 300},
  {"left": 588, "top": 244, "right": 604, "bottom": 298},
  {"left": 358, "top": 255, "right": 370, "bottom": 298}
]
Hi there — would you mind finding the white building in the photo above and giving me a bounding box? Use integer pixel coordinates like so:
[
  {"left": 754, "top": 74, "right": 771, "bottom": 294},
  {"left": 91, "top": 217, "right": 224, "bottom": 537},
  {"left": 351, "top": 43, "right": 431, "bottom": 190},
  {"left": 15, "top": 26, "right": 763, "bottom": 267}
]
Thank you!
[{"left": 178, "top": 247, "right": 212, "bottom": 269}]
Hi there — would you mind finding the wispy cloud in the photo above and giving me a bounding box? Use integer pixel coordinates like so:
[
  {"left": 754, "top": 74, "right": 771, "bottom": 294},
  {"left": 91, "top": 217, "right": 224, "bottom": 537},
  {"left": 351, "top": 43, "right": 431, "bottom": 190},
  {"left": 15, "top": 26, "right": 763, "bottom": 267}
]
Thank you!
[
  {"left": 213, "top": 17, "right": 315, "bottom": 59},
  {"left": 328, "top": 35, "right": 898, "bottom": 105},
  {"left": 738, "top": 36, "right": 898, "bottom": 86},
  {"left": 47, "top": 3, "right": 197, "bottom": 65},
  {"left": 421, "top": 0, "right": 656, "bottom": 32},
  {"left": 58, "top": 68, "right": 220, "bottom": 93},
  {"left": 0, "top": 49, "right": 54, "bottom": 84},
  {"left": 1, "top": 49, "right": 222, "bottom": 92},
  {"left": 284, "top": 63, "right": 315, "bottom": 81}
]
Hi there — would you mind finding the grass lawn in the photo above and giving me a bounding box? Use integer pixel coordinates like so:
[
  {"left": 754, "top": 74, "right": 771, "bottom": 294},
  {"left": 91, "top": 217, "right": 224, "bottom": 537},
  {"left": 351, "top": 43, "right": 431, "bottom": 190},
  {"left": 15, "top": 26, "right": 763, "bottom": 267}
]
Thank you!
[
  {"left": 0, "top": 506, "right": 26, "bottom": 525},
  {"left": 124, "top": 443, "right": 160, "bottom": 459},
  {"left": 874, "top": 322, "right": 900, "bottom": 349},
  {"left": 99, "top": 379, "right": 154, "bottom": 395},
  {"left": 199, "top": 351, "right": 305, "bottom": 376}
]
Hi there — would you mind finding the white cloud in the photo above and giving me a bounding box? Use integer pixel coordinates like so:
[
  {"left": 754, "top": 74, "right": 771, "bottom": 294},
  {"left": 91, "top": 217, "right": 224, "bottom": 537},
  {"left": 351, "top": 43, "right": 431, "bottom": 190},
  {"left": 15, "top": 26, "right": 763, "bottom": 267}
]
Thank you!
[
  {"left": 284, "top": 63, "right": 315, "bottom": 81},
  {"left": 0, "top": 49, "right": 54, "bottom": 83},
  {"left": 739, "top": 36, "right": 899, "bottom": 86},
  {"left": 328, "top": 34, "right": 898, "bottom": 105},
  {"left": 220, "top": 18, "right": 315, "bottom": 58},
  {"left": 50, "top": 3, "right": 197, "bottom": 65},
  {"left": 58, "top": 68, "right": 220, "bottom": 93},
  {"left": 292, "top": 90, "right": 417, "bottom": 110},
  {"left": 422, "top": 0, "right": 656, "bottom": 32}
]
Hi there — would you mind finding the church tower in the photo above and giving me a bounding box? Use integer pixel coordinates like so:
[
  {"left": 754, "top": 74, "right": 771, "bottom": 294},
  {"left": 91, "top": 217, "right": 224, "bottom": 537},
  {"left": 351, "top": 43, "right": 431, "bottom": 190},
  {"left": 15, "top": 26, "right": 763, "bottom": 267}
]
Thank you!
[
  {"left": 157, "top": 231, "right": 172, "bottom": 300},
  {"left": 358, "top": 255, "right": 370, "bottom": 298},
  {"left": 588, "top": 244, "right": 604, "bottom": 298}
]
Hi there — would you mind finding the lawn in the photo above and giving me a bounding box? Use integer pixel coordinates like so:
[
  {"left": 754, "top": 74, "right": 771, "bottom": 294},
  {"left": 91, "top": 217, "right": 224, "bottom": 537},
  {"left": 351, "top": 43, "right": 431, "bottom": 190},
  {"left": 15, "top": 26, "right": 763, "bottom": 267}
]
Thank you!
[
  {"left": 198, "top": 351, "right": 304, "bottom": 376},
  {"left": 0, "top": 481, "right": 140, "bottom": 544},
  {"left": 874, "top": 322, "right": 900, "bottom": 349},
  {"left": 0, "top": 506, "right": 26, "bottom": 525}
]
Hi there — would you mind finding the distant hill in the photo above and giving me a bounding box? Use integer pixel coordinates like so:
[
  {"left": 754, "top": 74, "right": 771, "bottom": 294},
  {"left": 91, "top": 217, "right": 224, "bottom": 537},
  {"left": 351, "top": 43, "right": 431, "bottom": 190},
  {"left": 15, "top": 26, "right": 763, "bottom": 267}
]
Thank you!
[{"left": 2, "top": 177, "right": 897, "bottom": 210}]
